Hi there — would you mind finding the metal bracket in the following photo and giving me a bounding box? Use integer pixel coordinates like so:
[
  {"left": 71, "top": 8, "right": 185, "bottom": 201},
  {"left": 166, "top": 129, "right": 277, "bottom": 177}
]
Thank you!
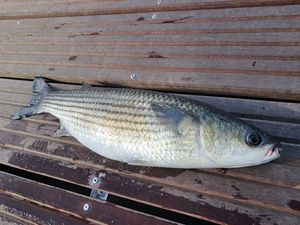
[{"left": 90, "top": 189, "right": 109, "bottom": 202}]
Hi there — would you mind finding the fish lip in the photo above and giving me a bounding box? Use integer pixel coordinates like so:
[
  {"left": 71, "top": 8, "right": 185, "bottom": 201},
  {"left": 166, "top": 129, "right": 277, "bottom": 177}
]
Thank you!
[{"left": 266, "top": 142, "right": 282, "bottom": 157}]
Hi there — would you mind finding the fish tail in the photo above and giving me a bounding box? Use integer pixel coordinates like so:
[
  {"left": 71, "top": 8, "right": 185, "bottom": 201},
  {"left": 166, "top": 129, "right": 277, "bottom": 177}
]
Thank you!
[{"left": 11, "top": 78, "right": 53, "bottom": 120}]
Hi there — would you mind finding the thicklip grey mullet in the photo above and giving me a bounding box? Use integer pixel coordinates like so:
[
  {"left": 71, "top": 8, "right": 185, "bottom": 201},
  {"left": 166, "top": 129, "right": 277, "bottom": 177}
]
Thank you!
[{"left": 12, "top": 78, "right": 281, "bottom": 169}]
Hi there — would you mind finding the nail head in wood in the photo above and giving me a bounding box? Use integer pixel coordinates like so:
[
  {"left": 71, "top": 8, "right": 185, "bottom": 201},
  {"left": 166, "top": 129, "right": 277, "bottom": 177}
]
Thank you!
[
  {"left": 92, "top": 177, "right": 99, "bottom": 184},
  {"left": 130, "top": 73, "right": 136, "bottom": 79},
  {"left": 83, "top": 203, "right": 90, "bottom": 211}
]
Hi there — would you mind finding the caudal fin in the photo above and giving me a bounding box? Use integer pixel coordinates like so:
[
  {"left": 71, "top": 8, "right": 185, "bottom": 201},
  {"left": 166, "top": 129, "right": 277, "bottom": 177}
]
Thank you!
[{"left": 11, "top": 78, "right": 53, "bottom": 120}]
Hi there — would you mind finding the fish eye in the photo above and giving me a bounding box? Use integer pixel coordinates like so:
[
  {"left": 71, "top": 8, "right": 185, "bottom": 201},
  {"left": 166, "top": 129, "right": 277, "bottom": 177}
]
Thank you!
[{"left": 246, "top": 132, "right": 262, "bottom": 147}]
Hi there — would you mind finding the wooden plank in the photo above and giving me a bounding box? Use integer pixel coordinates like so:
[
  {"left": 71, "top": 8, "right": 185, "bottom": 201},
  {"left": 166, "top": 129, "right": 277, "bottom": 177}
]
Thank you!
[
  {"left": 0, "top": 4, "right": 299, "bottom": 101},
  {"left": 0, "top": 66, "right": 299, "bottom": 101},
  {"left": 0, "top": 146, "right": 299, "bottom": 225},
  {"left": 0, "top": 53, "right": 299, "bottom": 73},
  {"left": 0, "top": 46, "right": 299, "bottom": 62},
  {"left": 0, "top": 6, "right": 299, "bottom": 36},
  {"left": 1, "top": 9, "right": 299, "bottom": 32},
  {"left": 0, "top": 212, "right": 34, "bottom": 225},
  {"left": 0, "top": 171, "right": 176, "bottom": 225},
  {"left": 1, "top": 22, "right": 300, "bottom": 39},
  {"left": 0, "top": 1, "right": 299, "bottom": 20},
  {"left": 0, "top": 192, "right": 97, "bottom": 225}
]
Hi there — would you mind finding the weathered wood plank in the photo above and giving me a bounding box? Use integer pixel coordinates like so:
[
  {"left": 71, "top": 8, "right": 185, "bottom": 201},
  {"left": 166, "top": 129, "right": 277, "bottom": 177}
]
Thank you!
[
  {"left": 3, "top": 32, "right": 300, "bottom": 45},
  {"left": 0, "top": 0, "right": 299, "bottom": 20},
  {"left": 0, "top": 4, "right": 299, "bottom": 101},
  {"left": 0, "top": 171, "right": 176, "bottom": 225},
  {"left": 0, "top": 67, "right": 299, "bottom": 101},
  {"left": 0, "top": 212, "right": 34, "bottom": 225},
  {"left": 0, "top": 192, "right": 97, "bottom": 225},
  {"left": 0, "top": 54, "right": 299, "bottom": 72},
  {"left": 0, "top": 146, "right": 299, "bottom": 225},
  {"left": 1, "top": 26, "right": 300, "bottom": 42},
  {"left": 0, "top": 5, "right": 299, "bottom": 34},
  {"left": 0, "top": 46, "right": 299, "bottom": 62},
  {"left": 1, "top": 13, "right": 300, "bottom": 36}
]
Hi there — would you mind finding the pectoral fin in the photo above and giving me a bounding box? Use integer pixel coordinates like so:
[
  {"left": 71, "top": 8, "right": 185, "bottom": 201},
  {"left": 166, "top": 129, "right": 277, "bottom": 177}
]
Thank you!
[
  {"left": 151, "top": 103, "right": 198, "bottom": 135},
  {"left": 52, "top": 124, "right": 70, "bottom": 137}
]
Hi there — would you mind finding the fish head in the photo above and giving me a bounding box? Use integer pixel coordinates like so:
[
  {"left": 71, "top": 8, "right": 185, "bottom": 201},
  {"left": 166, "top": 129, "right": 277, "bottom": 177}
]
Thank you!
[{"left": 200, "top": 115, "right": 281, "bottom": 168}]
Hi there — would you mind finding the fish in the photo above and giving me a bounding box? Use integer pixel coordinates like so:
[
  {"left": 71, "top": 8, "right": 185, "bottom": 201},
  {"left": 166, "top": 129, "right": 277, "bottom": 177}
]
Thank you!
[{"left": 12, "top": 78, "right": 281, "bottom": 168}]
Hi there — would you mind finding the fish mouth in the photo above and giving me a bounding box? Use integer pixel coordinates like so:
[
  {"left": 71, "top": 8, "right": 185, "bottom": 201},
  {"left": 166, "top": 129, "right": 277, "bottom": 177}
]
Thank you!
[{"left": 266, "top": 142, "right": 282, "bottom": 157}]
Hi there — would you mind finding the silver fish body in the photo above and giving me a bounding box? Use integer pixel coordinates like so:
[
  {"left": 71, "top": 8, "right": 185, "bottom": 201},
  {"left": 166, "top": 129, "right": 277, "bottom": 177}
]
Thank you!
[{"left": 12, "top": 79, "right": 281, "bottom": 168}]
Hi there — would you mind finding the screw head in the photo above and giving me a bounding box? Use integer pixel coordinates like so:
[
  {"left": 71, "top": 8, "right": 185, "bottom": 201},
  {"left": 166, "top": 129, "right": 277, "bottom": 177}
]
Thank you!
[
  {"left": 24, "top": 9, "right": 29, "bottom": 13},
  {"left": 83, "top": 203, "right": 90, "bottom": 211},
  {"left": 157, "top": 0, "right": 162, "bottom": 5},
  {"left": 151, "top": 14, "right": 157, "bottom": 19},
  {"left": 92, "top": 177, "right": 98, "bottom": 184},
  {"left": 130, "top": 73, "right": 136, "bottom": 79},
  {"left": 17, "top": 21, "right": 21, "bottom": 25}
]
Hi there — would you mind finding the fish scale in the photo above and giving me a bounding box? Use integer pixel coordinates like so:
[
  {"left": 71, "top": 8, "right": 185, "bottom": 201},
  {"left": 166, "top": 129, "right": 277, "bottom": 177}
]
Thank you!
[
  {"left": 12, "top": 78, "right": 281, "bottom": 168},
  {"left": 39, "top": 88, "right": 200, "bottom": 164}
]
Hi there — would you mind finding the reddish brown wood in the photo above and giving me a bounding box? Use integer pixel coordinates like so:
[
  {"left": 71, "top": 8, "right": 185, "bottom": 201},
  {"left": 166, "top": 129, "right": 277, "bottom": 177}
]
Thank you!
[
  {"left": 0, "top": 146, "right": 299, "bottom": 225},
  {"left": 0, "top": 171, "right": 176, "bottom": 225},
  {"left": 0, "top": 192, "right": 95, "bottom": 225},
  {"left": 0, "top": 212, "right": 33, "bottom": 225},
  {"left": 0, "top": 1, "right": 299, "bottom": 224},
  {"left": 0, "top": 1, "right": 299, "bottom": 20}
]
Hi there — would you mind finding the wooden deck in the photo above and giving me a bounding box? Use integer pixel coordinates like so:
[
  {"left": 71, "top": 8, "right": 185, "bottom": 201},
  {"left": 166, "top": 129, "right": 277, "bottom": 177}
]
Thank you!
[{"left": 0, "top": 1, "right": 299, "bottom": 224}]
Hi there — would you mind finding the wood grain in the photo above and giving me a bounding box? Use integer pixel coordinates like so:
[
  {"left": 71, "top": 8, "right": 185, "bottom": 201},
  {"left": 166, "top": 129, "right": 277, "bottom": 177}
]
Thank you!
[
  {"left": 0, "top": 212, "right": 35, "bottom": 225},
  {"left": 0, "top": 1, "right": 299, "bottom": 20},
  {"left": 0, "top": 1, "right": 300, "bottom": 224},
  {"left": 0, "top": 146, "right": 299, "bottom": 225},
  {"left": 0, "top": 5, "right": 299, "bottom": 100},
  {"left": 0, "top": 171, "right": 175, "bottom": 225},
  {"left": 0, "top": 192, "right": 97, "bottom": 225}
]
